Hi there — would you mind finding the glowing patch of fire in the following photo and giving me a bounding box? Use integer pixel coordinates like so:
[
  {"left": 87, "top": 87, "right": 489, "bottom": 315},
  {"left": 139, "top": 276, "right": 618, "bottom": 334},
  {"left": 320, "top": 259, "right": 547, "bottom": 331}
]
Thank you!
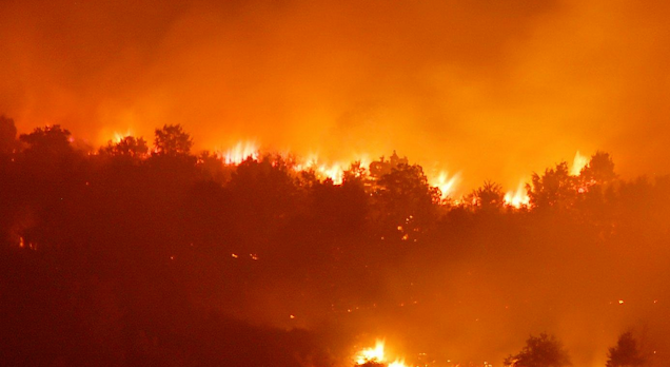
[
  {"left": 220, "top": 141, "right": 259, "bottom": 164},
  {"left": 355, "top": 340, "right": 407, "bottom": 367},
  {"left": 430, "top": 171, "right": 460, "bottom": 199},
  {"left": 571, "top": 151, "right": 589, "bottom": 176},
  {"left": 504, "top": 181, "right": 530, "bottom": 208},
  {"left": 112, "top": 130, "right": 134, "bottom": 143}
]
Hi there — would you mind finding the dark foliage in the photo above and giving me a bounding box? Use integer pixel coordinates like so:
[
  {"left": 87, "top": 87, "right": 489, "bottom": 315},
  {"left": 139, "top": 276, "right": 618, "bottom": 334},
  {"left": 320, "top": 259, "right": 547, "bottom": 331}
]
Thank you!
[
  {"left": 1, "top": 121, "right": 670, "bottom": 366},
  {"left": 504, "top": 333, "right": 571, "bottom": 367}
]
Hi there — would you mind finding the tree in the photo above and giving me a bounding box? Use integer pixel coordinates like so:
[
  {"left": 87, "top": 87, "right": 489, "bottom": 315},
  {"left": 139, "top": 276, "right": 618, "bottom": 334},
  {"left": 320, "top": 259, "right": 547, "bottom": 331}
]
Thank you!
[
  {"left": 580, "top": 151, "right": 617, "bottom": 185},
  {"left": 17, "top": 125, "right": 77, "bottom": 179},
  {"left": 153, "top": 124, "right": 193, "bottom": 156},
  {"left": 343, "top": 161, "right": 368, "bottom": 186},
  {"left": 504, "top": 333, "right": 571, "bottom": 367},
  {"left": 19, "top": 125, "right": 73, "bottom": 156},
  {"left": 369, "top": 151, "right": 408, "bottom": 179},
  {"left": 0, "top": 115, "right": 18, "bottom": 155},
  {"left": 606, "top": 332, "right": 645, "bottom": 367},
  {"left": 100, "top": 136, "right": 149, "bottom": 158},
  {"left": 467, "top": 180, "right": 505, "bottom": 212},
  {"left": 527, "top": 162, "right": 577, "bottom": 211},
  {"left": 374, "top": 162, "right": 441, "bottom": 241}
]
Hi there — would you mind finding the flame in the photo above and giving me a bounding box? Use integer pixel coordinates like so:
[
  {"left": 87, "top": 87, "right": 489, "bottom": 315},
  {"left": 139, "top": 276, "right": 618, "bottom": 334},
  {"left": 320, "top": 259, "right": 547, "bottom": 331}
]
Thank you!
[
  {"left": 295, "top": 153, "right": 371, "bottom": 184},
  {"left": 315, "top": 163, "right": 345, "bottom": 184},
  {"left": 430, "top": 171, "right": 460, "bottom": 199},
  {"left": 504, "top": 181, "right": 530, "bottom": 208},
  {"left": 111, "top": 129, "right": 134, "bottom": 143},
  {"left": 356, "top": 340, "right": 385, "bottom": 364},
  {"left": 189, "top": 138, "right": 462, "bottom": 193},
  {"left": 571, "top": 151, "right": 589, "bottom": 176},
  {"left": 355, "top": 340, "right": 407, "bottom": 367},
  {"left": 219, "top": 141, "right": 259, "bottom": 165}
]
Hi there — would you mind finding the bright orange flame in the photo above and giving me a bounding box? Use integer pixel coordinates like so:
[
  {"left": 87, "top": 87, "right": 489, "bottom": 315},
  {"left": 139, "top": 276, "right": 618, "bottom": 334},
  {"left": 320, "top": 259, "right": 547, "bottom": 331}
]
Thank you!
[
  {"left": 571, "top": 151, "right": 589, "bottom": 176},
  {"left": 430, "top": 171, "right": 460, "bottom": 199},
  {"left": 219, "top": 141, "right": 259, "bottom": 165},
  {"left": 316, "top": 163, "right": 345, "bottom": 184},
  {"left": 356, "top": 340, "right": 385, "bottom": 364},
  {"left": 294, "top": 153, "right": 372, "bottom": 185},
  {"left": 112, "top": 129, "right": 134, "bottom": 143},
  {"left": 355, "top": 340, "right": 407, "bottom": 367},
  {"left": 215, "top": 140, "right": 460, "bottom": 193},
  {"left": 388, "top": 360, "right": 407, "bottom": 367},
  {"left": 504, "top": 181, "right": 530, "bottom": 208}
]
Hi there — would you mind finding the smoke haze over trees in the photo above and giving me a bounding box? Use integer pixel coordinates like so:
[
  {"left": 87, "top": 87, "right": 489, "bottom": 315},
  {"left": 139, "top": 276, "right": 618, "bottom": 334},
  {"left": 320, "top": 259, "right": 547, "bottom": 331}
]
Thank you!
[
  {"left": 1, "top": 121, "right": 670, "bottom": 366},
  {"left": 2, "top": 0, "right": 670, "bottom": 191}
]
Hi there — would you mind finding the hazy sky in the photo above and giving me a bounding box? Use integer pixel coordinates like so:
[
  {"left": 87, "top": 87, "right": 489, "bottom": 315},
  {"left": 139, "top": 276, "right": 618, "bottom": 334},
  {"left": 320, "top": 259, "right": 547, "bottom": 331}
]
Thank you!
[{"left": 1, "top": 0, "right": 669, "bottom": 191}]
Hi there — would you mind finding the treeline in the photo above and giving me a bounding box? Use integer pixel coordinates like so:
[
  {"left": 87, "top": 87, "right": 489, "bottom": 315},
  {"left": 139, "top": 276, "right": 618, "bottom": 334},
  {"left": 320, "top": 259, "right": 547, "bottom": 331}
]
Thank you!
[{"left": 1, "top": 117, "right": 669, "bottom": 366}]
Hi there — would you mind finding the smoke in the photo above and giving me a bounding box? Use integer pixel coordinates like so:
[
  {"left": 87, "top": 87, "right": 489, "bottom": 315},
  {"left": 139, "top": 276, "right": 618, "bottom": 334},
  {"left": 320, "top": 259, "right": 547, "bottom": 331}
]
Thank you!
[
  {"left": 3, "top": 3, "right": 670, "bottom": 360},
  {"left": 2, "top": 0, "right": 669, "bottom": 191}
]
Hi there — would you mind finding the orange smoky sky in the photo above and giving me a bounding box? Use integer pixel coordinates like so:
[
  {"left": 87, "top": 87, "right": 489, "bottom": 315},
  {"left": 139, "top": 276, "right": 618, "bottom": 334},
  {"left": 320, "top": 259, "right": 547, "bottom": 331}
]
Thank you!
[{"left": 1, "top": 0, "right": 669, "bottom": 191}]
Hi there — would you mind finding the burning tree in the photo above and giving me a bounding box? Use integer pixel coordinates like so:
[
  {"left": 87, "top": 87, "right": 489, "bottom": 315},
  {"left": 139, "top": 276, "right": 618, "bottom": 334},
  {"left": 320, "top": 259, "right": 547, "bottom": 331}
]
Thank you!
[{"left": 354, "top": 340, "right": 406, "bottom": 367}]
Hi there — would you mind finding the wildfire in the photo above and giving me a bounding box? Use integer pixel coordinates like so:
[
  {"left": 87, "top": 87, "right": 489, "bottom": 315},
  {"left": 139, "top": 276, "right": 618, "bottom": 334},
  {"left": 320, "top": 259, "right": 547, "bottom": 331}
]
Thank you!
[
  {"left": 504, "top": 181, "right": 530, "bottom": 208},
  {"left": 295, "top": 153, "right": 372, "bottom": 185},
  {"left": 355, "top": 340, "right": 407, "bottom": 367},
  {"left": 99, "top": 137, "right": 606, "bottom": 208},
  {"left": 571, "top": 151, "right": 589, "bottom": 176},
  {"left": 112, "top": 129, "right": 134, "bottom": 143},
  {"left": 430, "top": 171, "right": 460, "bottom": 199},
  {"left": 316, "top": 163, "right": 345, "bottom": 184},
  {"left": 219, "top": 141, "right": 259, "bottom": 165}
]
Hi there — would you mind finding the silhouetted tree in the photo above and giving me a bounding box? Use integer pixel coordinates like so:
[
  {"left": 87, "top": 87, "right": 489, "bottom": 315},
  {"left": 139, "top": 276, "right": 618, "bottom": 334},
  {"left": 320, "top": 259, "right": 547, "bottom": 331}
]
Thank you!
[
  {"left": 606, "top": 332, "right": 645, "bottom": 367},
  {"left": 580, "top": 151, "right": 617, "bottom": 185},
  {"left": 197, "top": 150, "right": 231, "bottom": 183},
  {"left": 0, "top": 115, "right": 17, "bottom": 155},
  {"left": 527, "top": 162, "right": 577, "bottom": 211},
  {"left": 343, "top": 161, "right": 368, "bottom": 185},
  {"left": 369, "top": 151, "right": 408, "bottom": 179},
  {"left": 100, "top": 136, "right": 149, "bottom": 158},
  {"left": 16, "top": 124, "right": 80, "bottom": 186},
  {"left": 153, "top": 124, "right": 193, "bottom": 156},
  {"left": 504, "top": 333, "right": 571, "bottom": 367},
  {"left": 374, "top": 162, "right": 440, "bottom": 241},
  {"left": 19, "top": 125, "right": 73, "bottom": 157},
  {"left": 467, "top": 180, "right": 505, "bottom": 212}
]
